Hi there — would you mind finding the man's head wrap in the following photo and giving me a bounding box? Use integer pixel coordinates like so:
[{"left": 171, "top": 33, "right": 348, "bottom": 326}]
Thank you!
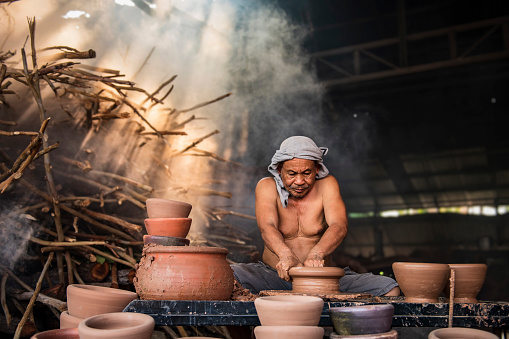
[{"left": 268, "top": 136, "right": 329, "bottom": 208}]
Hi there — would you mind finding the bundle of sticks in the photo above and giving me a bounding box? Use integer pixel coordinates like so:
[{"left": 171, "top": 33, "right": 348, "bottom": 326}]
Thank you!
[{"left": 0, "top": 18, "right": 256, "bottom": 338}]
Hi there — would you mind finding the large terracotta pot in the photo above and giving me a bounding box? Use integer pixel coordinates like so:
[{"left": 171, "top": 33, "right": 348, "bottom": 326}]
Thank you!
[
  {"left": 254, "top": 325, "right": 324, "bottom": 339},
  {"left": 289, "top": 267, "right": 345, "bottom": 294},
  {"left": 392, "top": 262, "right": 449, "bottom": 303},
  {"left": 254, "top": 295, "right": 324, "bottom": 326},
  {"left": 134, "top": 245, "right": 234, "bottom": 300},
  {"left": 428, "top": 327, "right": 499, "bottom": 339},
  {"left": 31, "top": 328, "right": 80, "bottom": 339},
  {"left": 443, "top": 263, "right": 487, "bottom": 303},
  {"left": 78, "top": 312, "right": 155, "bottom": 339},
  {"left": 328, "top": 304, "right": 394, "bottom": 335},
  {"left": 144, "top": 217, "right": 192, "bottom": 238},
  {"left": 66, "top": 284, "right": 138, "bottom": 318},
  {"left": 143, "top": 234, "right": 190, "bottom": 246},
  {"left": 330, "top": 329, "right": 399, "bottom": 338},
  {"left": 146, "top": 198, "right": 192, "bottom": 218},
  {"left": 59, "top": 310, "right": 83, "bottom": 329}
]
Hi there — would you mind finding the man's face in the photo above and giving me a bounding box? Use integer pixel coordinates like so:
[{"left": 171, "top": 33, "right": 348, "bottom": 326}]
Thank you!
[{"left": 278, "top": 158, "right": 319, "bottom": 199}]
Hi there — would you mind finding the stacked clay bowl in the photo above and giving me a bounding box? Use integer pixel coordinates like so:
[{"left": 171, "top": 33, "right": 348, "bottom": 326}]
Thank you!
[
  {"left": 289, "top": 267, "right": 345, "bottom": 294},
  {"left": 253, "top": 295, "right": 325, "bottom": 339},
  {"left": 144, "top": 198, "right": 192, "bottom": 246},
  {"left": 78, "top": 312, "right": 155, "bottom": 339},
  {"left": 62, "top": 284, "right": 138, "bottom": 329},
  {"left": 328, "top": 304, "right": 395, "bottom": 338},
  {"left": 392, "top": 262, "right": 450, "bottom": 303},
  {"left": 443, "top": 263, "right": 488, "bottom": 303},
  {"left": 428, "top": 327, "right": 498, "bottom": 339}
]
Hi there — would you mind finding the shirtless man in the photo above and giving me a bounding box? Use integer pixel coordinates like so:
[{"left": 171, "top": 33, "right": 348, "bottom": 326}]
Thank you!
[{"left": 232, "top": 136, "right": 399, "bottom": 296}]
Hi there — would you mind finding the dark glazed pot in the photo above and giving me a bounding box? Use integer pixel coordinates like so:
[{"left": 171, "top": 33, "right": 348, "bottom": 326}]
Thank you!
[
  {"left": 289, "top": 267, "right": 345, "bottom": 294},
  {"left": 328, "top": 304, "right": 394, "bottom": 335},
  {"left": 143, "top": 234, "right": 190, "bottom": 246},
  {"left": 330, "top": 329, "right": 399, "bottom": 338}
]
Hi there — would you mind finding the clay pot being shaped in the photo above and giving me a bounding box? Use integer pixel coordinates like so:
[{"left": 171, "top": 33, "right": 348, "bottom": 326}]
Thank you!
[
  {"left": 146, "top": 198, "right": 192, "bottom": 218},
  {"left": 254, "top": 325, "right": 325, "bottom": 339},
  {"left": 443, "top": 263, "right": 488, "bottom": 303},
  {"left": 144, "top": 218, "right": 192, "bottom": 238},
  {"left": 392, "top": 262, "right": 450, "bottom": 303},
  {"left": 329, "top": 329, "right": 399, "bottom": 339},
  {"left": 289, "top": 267, "right": 345, "bottom": 294},
  {"left": 59, "top": 310, "right": 83, "bottom": 329},
  {"left": 31, "top": 328, "right": 80, "bottom": 339},
  {"left": 254, "top": 295, "right": 324, "bottom": 326},
  {"left": 66, "top": 284, "right": 138, "bottom": 318},
  {"left": 143, "top": 234, "right": 190, "bottom": 246},
  {"left": 328, "top": 304, "right": 394, "bottom": 335},
  {"left": 134, "top": 245, "right": 234, "bottom": 300},
  {"left": 78, "top": 312, "right": 155, "bottom": 339},
  {"left": 428, "top": 327, "right": 499, "bottom": 339}
]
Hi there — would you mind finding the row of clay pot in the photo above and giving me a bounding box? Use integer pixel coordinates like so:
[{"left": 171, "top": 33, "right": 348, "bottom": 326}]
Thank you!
[{"left": 392, "top": 262, "right": 488, "bottom": 303}]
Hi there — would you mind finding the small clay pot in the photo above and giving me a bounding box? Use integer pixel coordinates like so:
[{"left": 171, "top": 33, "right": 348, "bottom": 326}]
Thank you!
[
  {"left": 392, "top": 262, "right": 449, "bottom": 303},
  {"left": 134, "top": 246, "right": 234, "bottom": 300},
  {"left": 443, "top": 263, "right": 488, "bottom": 303},
  {"left": 254, "top": 325, "right": 325, "bottom": 339},
  {"left": 254, "top": 295, "right": 324, "bottom": 326},
  {"left": 428, "top": 327, "right": 499, "bottom": 339},
  {"left": 66, "top": 284, "right": 138, "bottom": 318},
  {"left": 146, "top": 198, "right": 192, "bottom": 218},
  {"left": 143, "top": 234, "right": 190, "bottom": 246},
  {"left": 59, "top": 310, "right": 83, "bottom": 329},
  {"left": 289, "top": 267, "right": 345, "bottom": 294},
  {"left": 330, "top": 329, "right": 399, "bottom": 338},
  {"left": 144, "top": 218, "right": 192, "bottom": 238},
  {"left": 328, "top": 304, "right": 394, "bottom": 335},
  {"left": 78, "top": 312, "right": 155, "bottom": 339},
  {"left": 31, "top": 328, "right": 80, "bottom": 339}
]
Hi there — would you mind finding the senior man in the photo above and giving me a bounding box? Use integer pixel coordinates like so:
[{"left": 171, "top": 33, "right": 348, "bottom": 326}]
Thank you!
[{"left": 231, "top": 136, "right": 400, "bottom": 296}]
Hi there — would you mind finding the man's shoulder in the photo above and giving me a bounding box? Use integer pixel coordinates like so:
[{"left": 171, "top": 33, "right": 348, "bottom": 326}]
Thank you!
[
  {"left": 256, "top": 177, "right": 276, "bottom": 189},
  {"left": 316, "top": 174, "right": 340, "bottom": 191}
]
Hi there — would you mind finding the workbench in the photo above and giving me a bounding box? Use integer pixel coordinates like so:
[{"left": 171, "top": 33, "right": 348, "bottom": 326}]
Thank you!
[{"left": 123, "top": 297, "right": 509, "bottom": 328}]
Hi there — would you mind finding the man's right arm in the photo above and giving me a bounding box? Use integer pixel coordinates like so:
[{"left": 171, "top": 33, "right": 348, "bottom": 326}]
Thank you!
[{"left": 255, "top": 178, "right": 302, "bottom": 281}]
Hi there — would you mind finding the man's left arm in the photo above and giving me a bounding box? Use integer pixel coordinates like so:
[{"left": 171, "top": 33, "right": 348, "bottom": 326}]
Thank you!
[{"left": 304, "top": 175, "right": 348, "bottom": 267}]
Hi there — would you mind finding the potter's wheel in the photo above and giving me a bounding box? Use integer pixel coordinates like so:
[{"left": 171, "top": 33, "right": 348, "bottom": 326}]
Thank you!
[{"left": 259, "top": 289, "right": 372, "bottom": 301}]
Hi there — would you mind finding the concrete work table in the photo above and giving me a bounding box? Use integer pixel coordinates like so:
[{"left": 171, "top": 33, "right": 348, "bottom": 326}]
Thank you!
[{"left": 123, "top": 298, "right": 509, "bottom": 328}]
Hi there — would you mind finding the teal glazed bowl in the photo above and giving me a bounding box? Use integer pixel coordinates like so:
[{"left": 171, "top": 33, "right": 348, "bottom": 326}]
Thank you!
[{"left": 328, "top": 304, "right": 394, "bottom": 335}]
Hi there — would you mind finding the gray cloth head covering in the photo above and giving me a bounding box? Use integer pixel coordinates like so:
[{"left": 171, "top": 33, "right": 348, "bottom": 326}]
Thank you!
[{"left": 268, "top": 136, "right": 329, "bottom": 208}]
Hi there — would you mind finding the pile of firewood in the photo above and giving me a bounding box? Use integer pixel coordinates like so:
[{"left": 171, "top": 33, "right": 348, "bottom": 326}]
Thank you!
[{"left": 0, "top": 18, "right": 257, "bottom": 338}]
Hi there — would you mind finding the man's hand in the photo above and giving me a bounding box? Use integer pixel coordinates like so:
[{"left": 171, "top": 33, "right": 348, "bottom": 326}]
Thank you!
[
  {"left": 303, "top": 251, "right": 325, "bottom": 267},
  {"left": 276, "top": 254, "right": 302, "bottom": 281}
]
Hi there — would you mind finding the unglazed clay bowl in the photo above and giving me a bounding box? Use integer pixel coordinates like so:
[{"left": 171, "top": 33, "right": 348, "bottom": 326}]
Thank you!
[
  {"left": 328, "top": 304, "right": 394, "bottom": 335},
  {"left": 144, "top": 218, "right": 192, "bottom": 238},
  {"left": 254, "top": 295, "right": 324, "bottom": 326},
  {"left": 134, "top": 246, "right": 234, "bottom": 300},
  {"left": 67, "top": 284, "right": 138, "bottom": 319},
  {"left": 143, "top": 234, "right": 190, "bottom": 246},
  {"left": 78, "top": 312, "right": 155, "bottom": 339},
  {"left": 146, "top": 198, "right": 192, "bottom": 218},
  {"left": 392, "top": 262, "right": 449, "bottom": 303},
  {"left": 31, "top": 328, "right": 80, "bottom": 339},
  {"left": 428, "top": 327, "right": 499, "bottom": 339},
  {"left": 443, "top": 263, "right": 487, "bottom": 303},
  {"left": 60, "top": 310, "right": 83, "bottom": 329},
  {"left": 289, "top": 267, "right": 345, "bottom": 294},
  {"left": 330, "top": 329, "right": 399, "bottom": 338},
  {"left": 254, "top": 325, "right": 325, "bottom": 339}
]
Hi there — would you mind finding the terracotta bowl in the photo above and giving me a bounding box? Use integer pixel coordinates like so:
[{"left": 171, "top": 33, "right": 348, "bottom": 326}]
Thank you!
[
  {"left": 144, "top": 218, "right": 192, "bottom": 238},
  {"left": 143, "top": 234, "right": 190, "bottom": 246},
  {"left": 392, "top": 262, "right": 450, "bottom": 303},
  {"left": 428, "top": 327, "right": 499, "bottom": 339},
  {"left": 328, "top": 304, "right": 394, "bottom": 335},
  {"left": 146, "top": 198, "right": 192, "bottom": 218},
  {"left": 289, "top": 267, "right": 345, "bottom": 294},
  {"left": 134, "top": 246, "right": 234, "bottom": 301},
  {"left": 66, "top": 284, "right": 138, "bottom": 319},
  {"left": 330, "top": 329, "right": 399, "bottom": 338},
  {"left": 60, "top": 310, "right": 83, "bottom": 329},
  {"left": 31, "top": 328, "right": 80, "bottom": 339},
  {"left": 254, "top": 295, "right": 324, "bottom": 326},
  {"left": 443, "top": 263, "right": 488, "bottom": 303},
  {"left": 254, "top": 325, "right": 325, "bottom": 339},
  {"left": 78, "top": 312, "right": 155, "bottom": 339}
]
